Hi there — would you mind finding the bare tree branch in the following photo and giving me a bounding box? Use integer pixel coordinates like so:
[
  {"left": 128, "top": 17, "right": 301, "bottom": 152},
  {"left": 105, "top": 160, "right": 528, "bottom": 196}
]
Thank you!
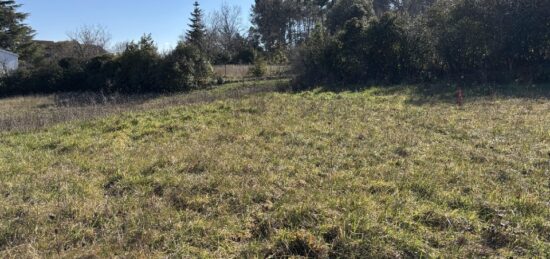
[
  {"left": 210, "top": 3, "right": 243, "bottom": 55},
  {"left": 67, "top": 25, "right": 112, "bottom": 59}
]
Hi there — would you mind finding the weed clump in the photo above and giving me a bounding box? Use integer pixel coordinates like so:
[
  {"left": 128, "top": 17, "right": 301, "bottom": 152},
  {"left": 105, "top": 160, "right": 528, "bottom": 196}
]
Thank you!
[
  {"left": 268, "top": 230, "right": 329, "bottom": 258},
  {"left": 414, "top": 210, "right": 473, "bottom": 232}
]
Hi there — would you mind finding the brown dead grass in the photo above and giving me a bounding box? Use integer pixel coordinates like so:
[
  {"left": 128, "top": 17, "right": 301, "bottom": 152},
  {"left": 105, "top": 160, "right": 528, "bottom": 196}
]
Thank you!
[
  {"left": 0, "top": 80, "right": 289, "bottom": 133},
  {"left": 213, "top": 65, "right": 290, "bottom": 79}
]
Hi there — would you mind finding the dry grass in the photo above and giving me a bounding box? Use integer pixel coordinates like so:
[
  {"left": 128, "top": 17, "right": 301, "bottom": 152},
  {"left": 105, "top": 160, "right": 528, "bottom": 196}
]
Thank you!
[
  {"left": 0, "top": 84, "right": 549, "bottom": 257},
  {"left": 213, "top": 65, "right": 290, "bottom": 79},
  {"left": 0, "top": 80, "right": 289, "bottom": 133}
]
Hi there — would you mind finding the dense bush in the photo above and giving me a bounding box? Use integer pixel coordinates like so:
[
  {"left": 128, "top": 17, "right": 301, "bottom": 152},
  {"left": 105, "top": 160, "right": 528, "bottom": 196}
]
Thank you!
[
  {"left": 336, "top": 14, "right": 418, "bottom": 83},
  {"left": 114, "top": 35, "right": 161, "bottom": 93},
  {"left": 294, "top": 0, "right": 550, "bottom": 88},
  {"left": 427, "top": 0, "right": 550, "bottom": 83},
  {"left": 295, "top": 13, "right": 420, "bottom": 87},
  {"left": 1, "top": 67, "right": 62, "bottom": 95},
  {"left": 293, "top": 25, "right": 333, "bottom": 86},
  {"left": 0, "top": 35, "right": 214, "bottom": 96},
  {"left": 327, "top": 0, "right": 373, "bottom": 34},
  {"left": 84, "top": 55, "right": 118, "bottom": 92},
  {"left": 160, "top": 44, "right": 213, "bottom": 92}
]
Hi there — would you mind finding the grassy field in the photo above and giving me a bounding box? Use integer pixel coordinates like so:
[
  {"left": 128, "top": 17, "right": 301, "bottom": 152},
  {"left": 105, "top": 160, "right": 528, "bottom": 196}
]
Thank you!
[
  {"left": 0, "top": 82, "right": 549, "bottom": 257},
  {"left": 0, "top": 80, "right": 288, "bottom": 133}
]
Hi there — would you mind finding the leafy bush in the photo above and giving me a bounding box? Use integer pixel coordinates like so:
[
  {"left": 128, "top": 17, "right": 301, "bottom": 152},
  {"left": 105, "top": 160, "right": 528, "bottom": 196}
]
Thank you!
[
  {"left": 0, "top": 35, "right": 215, "bottom": 96},
  {"left": 234, "top": 48, "right": 256, "bottom": 64},
  {"left": 56, "top": 57, "right": 87, "bottom": 92},
  {"left": 295, "top": 13, "right": 420, "bottom": 88},
  {"left": 294, "top": 0, "right": 550, "bottom": 88},
  {"left": 160, "top": 43, "right": 213, "bottom": 92},
  {"left": 293, "top": 24, "right": 334, "bottom": 87},
  {"left": 84, "top": 54, "right": 118, "bottom": 92},
  {"left": 250, "top": 58, "right": 268, "bottom": 78},
  {"left": 426, "top": 0, "right": 550, "bottom": 83},
  {"left": 114, "top": 35, "right": 161, "bottom": 93},
  {"left": 0, "top": 66, "right": 64, "bottom": 95},
  {"left": 327, "top": 0, "right": 373, "bottom": 34},
  {"left": 358, "top": 14, "right": 419, "bottom": 83}
]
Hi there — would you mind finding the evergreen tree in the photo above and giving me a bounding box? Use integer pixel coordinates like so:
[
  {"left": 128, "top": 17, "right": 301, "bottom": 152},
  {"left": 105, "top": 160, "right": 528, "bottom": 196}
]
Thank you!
[
  {"left": 0, "top": 0, "right": 40, "bottom": 67},
  {"left": 185, "top": 1, "right": 206, "bottom": 51},
  {"left": 251, "top": 0, "right": 330, "bottom": 53}
]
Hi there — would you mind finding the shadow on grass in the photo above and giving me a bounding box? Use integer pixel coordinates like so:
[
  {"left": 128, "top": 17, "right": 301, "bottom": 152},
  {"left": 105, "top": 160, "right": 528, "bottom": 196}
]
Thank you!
[{"left": 306, "top": 81, "right": 550, "bottom": 105}]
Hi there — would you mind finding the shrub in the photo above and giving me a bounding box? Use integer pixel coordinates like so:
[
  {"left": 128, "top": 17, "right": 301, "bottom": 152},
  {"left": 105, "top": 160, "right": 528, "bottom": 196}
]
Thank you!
[
  {"left": 294, "top": 0, "right": 550, "bottom": 88},
  {"left": 0, "top": 34, "right": 217, "bottom": 96},
  {"left": 293, "top": 24, "right": 334, "bottom": 87},
  {"left": 327, "top": 0, "right": 374, "bottom": 34},
  {"left": 216, "top": 76, "right": 225, "bottom": 85},
  {"left": 159, "top": 43, "right": 213, "bottom": 92},
  {"left": 234, "top": 48, "right": 256, "bottom": 64},
  {"left": 57, "top": 57, "right": 87, "bottom": 92},
  {"left": 360, "top": 14, "right": 418, "bottom": 83},
  {"left": 268, "top": 48, "right": 288, "bottom": 65},
  {"left": 250, "top": 58, "right": 268, "bottom": 78},
  {"left": 426, "top": 0, "right": 550, "bottom": 83},
  {"left": 335, "top": 14, "right": 420, "bottom": 84},
  {"left": 84, "top": 54, "right": 118, "bottom": 92},
  {"left": 113, "top": 35, "right": 161, "bottom": 93},
  {"left": 295, "top": 13, "right": 421, "bottom": 87},
  {"left": 5, "top": 66, "right": 64, "bottom": 95},
  {"left": 0, "top": 70, "right": 26, "bottom": 96}
]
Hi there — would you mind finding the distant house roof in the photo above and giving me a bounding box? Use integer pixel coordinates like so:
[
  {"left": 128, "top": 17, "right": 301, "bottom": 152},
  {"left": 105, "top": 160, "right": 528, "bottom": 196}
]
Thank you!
[{"left": 0, "top": 48, "right": 19, "bottom": 57}]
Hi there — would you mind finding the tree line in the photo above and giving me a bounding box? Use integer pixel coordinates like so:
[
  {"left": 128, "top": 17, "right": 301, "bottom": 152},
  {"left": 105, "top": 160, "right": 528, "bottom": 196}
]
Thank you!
[
  {"left": 285, "top": 0, "right": 550, "bottom": 88},
  {"left": 248, "top": 0, "right": 548, "bottom": 87},
  {"left": 1, "top": 0, "right": 549, "bottom": 96},
  {"left": 0, "top": 1, "right": 260, "bottom": 96}
]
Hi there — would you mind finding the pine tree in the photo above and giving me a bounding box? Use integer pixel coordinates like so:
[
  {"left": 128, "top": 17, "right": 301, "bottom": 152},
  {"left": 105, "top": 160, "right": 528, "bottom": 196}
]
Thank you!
[
  {"left": 0, "top": 0, "right": 40, "bottom": 67},
  {"left": 185, "top": 1, "right": 206, "bottom": 51}
]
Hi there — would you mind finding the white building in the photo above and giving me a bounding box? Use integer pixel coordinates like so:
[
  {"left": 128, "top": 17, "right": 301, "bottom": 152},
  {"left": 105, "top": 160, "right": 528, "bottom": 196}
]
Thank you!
[{"left": 0, "top": 49, "right": 19, "bottom": 75}]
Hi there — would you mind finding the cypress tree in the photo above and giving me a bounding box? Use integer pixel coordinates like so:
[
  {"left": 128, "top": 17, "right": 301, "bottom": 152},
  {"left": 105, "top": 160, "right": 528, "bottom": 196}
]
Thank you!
[{"left": 185, "top": 1, "right": 206, "bottom": 51}]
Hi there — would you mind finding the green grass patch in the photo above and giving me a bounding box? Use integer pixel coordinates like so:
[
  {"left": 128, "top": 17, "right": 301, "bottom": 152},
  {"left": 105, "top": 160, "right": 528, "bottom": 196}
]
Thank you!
[{"left": 0, "top": 85, "right": 548, "bottom": 257}]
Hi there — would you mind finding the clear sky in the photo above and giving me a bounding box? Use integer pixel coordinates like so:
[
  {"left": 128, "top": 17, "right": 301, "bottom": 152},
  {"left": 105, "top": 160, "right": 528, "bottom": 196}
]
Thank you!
[{"left": 18, "top": 0, "right": 255, "bottom": 51}]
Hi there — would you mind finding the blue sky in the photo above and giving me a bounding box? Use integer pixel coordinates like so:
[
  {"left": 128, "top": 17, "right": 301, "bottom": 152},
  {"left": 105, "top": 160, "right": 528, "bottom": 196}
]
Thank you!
[{"left": 18, "top": 0, "right": 255, "bottom": 51}]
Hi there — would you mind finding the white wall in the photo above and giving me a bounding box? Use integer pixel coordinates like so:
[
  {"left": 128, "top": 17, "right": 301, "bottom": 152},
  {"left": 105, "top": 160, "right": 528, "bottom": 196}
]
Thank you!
[{"left": 0, "top": 50, "right": 19, "bottom": 75}]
